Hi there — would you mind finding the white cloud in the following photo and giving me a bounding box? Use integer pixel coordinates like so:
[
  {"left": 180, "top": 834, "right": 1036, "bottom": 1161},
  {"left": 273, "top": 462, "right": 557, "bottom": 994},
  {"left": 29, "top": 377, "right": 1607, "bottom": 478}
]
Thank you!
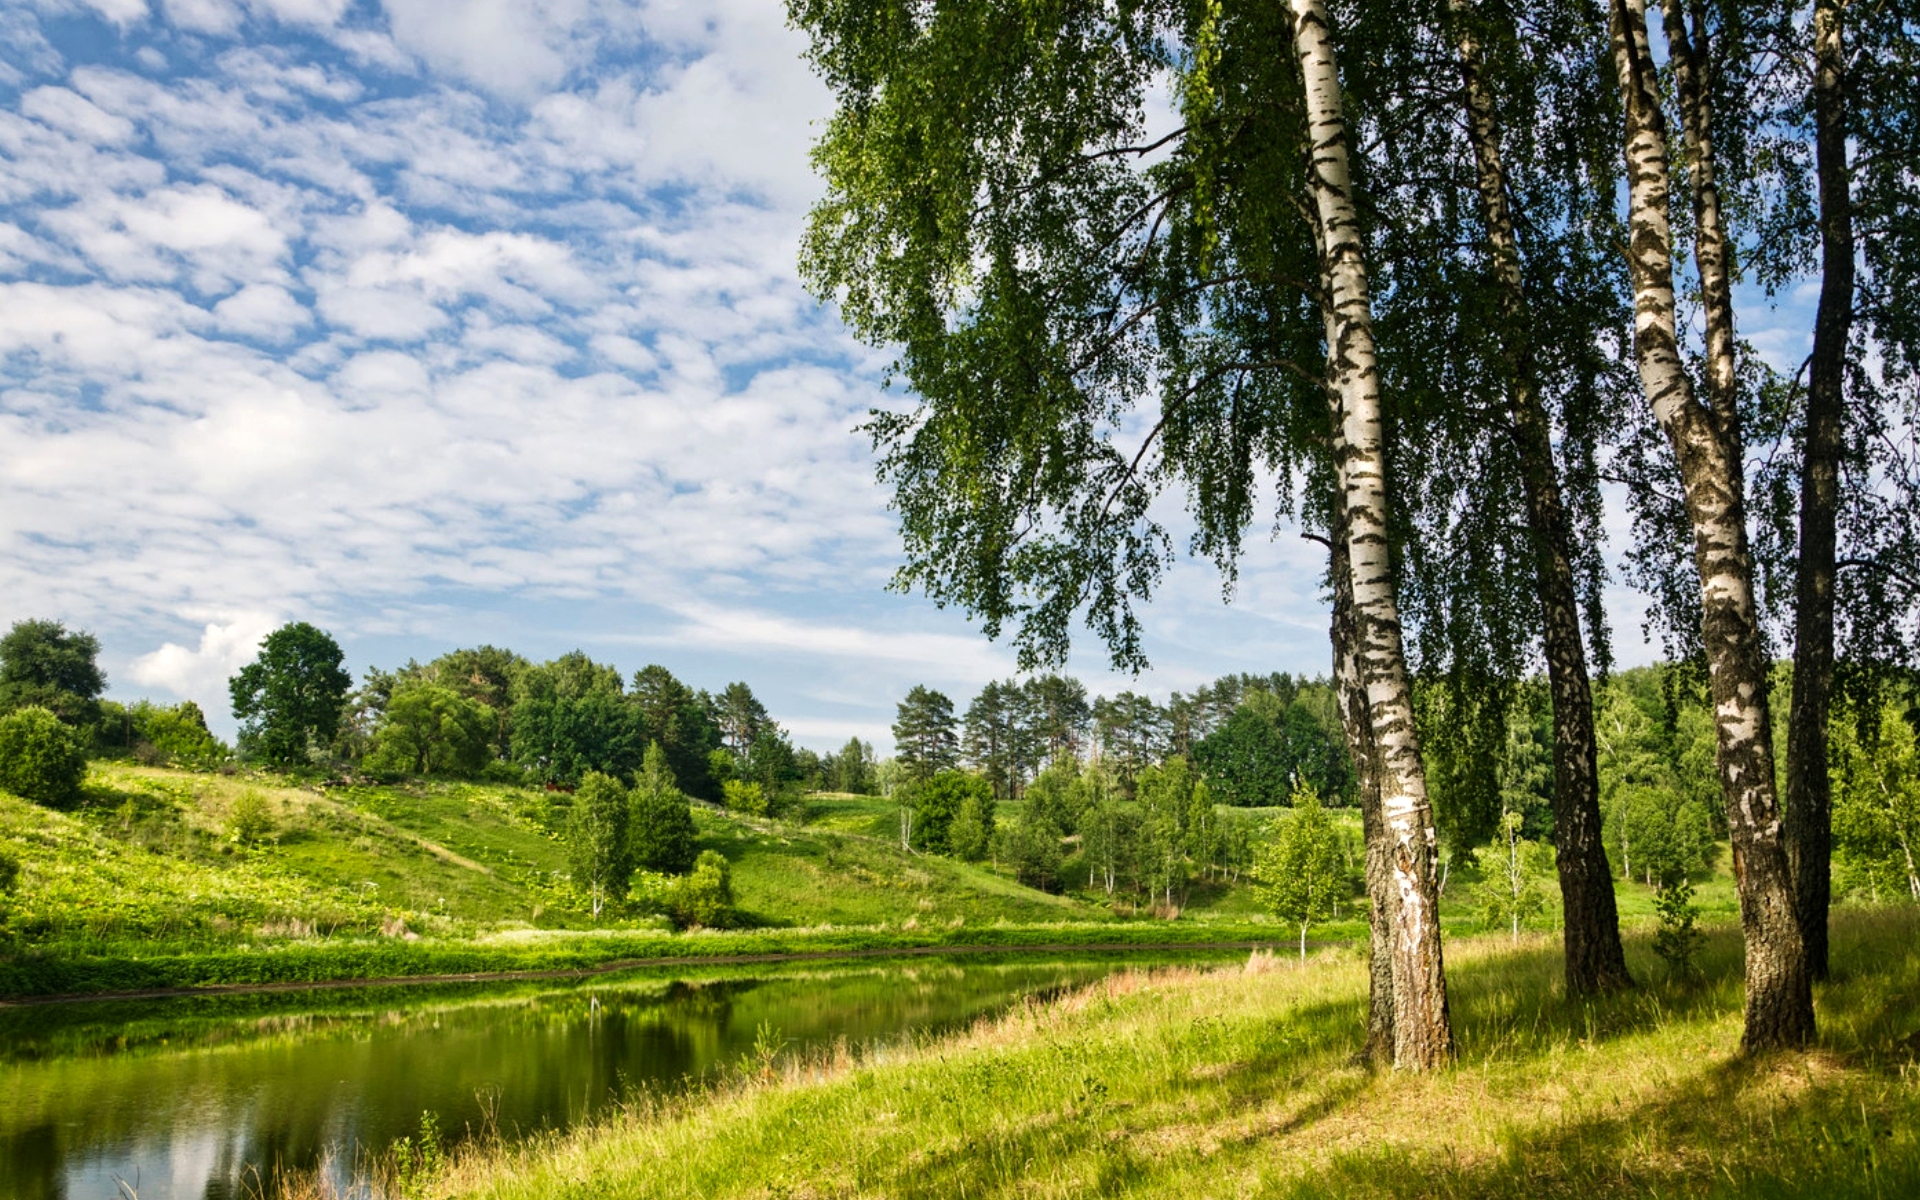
[
  {"left": 80, "top": 0, "right": 151, "bottom": 27},
  {"left": 380, "top": 0, "right": 641, "bottom": 98},
  {"left": 163, "top": 0, "right": 243, "bottom": 36},
  {"left": 20, "top": 85, "right": 138, "bottom": 145},
  {"left": 211, "top": 281, "right": 310, "bottom": 340},
  {"left": 129, "top": 612, "right": 280, "bottom": 716}
]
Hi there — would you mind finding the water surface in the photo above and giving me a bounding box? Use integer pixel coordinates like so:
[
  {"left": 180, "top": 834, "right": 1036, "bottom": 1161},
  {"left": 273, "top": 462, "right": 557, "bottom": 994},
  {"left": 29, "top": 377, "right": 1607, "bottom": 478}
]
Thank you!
[{"left": 0, "top": 956, "right": 1162, "bottom": 1200}]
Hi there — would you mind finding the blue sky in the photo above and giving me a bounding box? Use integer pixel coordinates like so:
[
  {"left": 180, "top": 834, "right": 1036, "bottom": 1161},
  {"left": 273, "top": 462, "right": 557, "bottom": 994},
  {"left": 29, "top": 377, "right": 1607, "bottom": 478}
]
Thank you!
[{"left": 0, "top": 1, "right": 1816, "bottom": 750}]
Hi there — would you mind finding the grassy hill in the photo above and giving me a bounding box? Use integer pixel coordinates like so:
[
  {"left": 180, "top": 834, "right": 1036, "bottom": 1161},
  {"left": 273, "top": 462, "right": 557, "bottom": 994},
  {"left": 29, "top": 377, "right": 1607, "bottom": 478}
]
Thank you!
[
  {"left": 0, "top": 766, "right": 1278, "bottom": 998},
  {"left": 372, "top": 907, "right": 1920, "bottom": 1200},
  {"left": 0, "top": 763, "right": 1754, "bottom": 999}
]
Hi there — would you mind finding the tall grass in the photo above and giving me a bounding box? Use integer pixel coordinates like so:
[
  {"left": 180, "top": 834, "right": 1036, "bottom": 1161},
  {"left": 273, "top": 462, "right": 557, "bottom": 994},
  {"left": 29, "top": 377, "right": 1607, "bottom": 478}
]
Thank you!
[{"left": 276, "top": 905, "right": 1920, "bottom": 1200}]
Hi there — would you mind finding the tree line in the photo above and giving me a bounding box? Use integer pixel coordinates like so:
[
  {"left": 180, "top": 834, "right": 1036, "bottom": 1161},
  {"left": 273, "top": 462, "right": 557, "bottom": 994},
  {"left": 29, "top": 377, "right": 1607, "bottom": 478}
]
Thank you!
[{"left": 790, "top": 0, "right": 1920, "bottom": 1062}]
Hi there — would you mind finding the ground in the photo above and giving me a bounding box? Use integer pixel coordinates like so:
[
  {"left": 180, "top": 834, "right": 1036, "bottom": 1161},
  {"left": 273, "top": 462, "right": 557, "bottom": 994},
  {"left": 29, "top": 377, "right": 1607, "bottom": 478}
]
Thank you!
[{"left": 419, "top": 906, "right": 1919, "bottom": 1200}]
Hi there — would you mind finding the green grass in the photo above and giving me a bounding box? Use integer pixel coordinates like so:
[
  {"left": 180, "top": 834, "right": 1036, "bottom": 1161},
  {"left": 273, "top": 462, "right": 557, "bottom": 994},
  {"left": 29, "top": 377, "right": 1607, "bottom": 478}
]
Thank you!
[
  {"left": 399, "top": 906, "right": 1920, "bottom": 1200},
  {"left": 0, "top": 767, "right": 1291, "bottom": 998},
  {"left": 0, "top": 763, "right": 1761, "bottom": 1001}
]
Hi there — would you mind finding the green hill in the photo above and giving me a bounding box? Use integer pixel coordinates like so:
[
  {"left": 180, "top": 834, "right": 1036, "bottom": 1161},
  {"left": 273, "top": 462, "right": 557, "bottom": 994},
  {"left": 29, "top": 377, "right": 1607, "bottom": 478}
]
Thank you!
[{"left": 0, "top": 765, "right": 1278, "bottom": 998}]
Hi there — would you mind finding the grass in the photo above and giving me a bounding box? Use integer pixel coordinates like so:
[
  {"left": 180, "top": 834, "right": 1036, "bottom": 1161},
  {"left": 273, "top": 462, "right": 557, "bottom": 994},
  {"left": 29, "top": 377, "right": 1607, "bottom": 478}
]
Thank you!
[
  {"left": 0, "top": 763, "right": 1762, "bottom": 1001},
  {"left": 0, "top": 766, "right": 1289, "bottom": 999},
  {"left": 354, "top": 905, "right": 1920, "bottom": 1200}
]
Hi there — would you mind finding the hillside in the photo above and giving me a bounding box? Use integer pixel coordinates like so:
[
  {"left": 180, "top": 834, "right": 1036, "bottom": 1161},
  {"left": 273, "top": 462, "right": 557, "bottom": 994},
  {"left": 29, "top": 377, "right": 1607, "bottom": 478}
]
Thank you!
[
  {"left": 1, "top": 763, "right": 1755, "bottom": 1000},
  {"left": 0, "top": 765, "right": 1280, "bottom": 997}
]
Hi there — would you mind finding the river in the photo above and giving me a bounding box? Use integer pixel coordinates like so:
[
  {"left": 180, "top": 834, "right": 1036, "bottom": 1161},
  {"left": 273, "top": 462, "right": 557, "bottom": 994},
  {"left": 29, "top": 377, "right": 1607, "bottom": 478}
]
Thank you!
[{"left": 0, "top": 955, "right": 1180, "bottom": 1200}]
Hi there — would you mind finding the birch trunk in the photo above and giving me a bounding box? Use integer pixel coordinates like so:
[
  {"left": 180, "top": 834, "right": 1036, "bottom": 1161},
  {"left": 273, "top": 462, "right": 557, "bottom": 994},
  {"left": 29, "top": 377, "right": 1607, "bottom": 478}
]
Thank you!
[
  {"left": 1659, "top": 0, "right": 1742, "bottom": 454},
  {"left": 1784, "top": 0, "right": 1852, "bottom": 982},
  {"left": 1609, "top": 0, "right": 1814, "bottom": 1050},
  {"left": 1330, "top": 470, "right": 1396, "bottom": 1066},
  {"left": 1449, "top": 0, "right": 1631, "bottom": 996},
  {"left": 1291, "top": 0, "right": 1453, "bottom": 1070}
]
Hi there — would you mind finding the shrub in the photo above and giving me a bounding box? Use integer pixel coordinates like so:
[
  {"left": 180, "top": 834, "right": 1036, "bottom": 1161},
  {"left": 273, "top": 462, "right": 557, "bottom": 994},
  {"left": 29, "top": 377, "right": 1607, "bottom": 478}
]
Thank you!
[
  {"left": 0, "top": 705, "right": 88, "bottom": 808},
  {"left": 1653, "top": 875, "right": 1704, "bottom": 982},
  {"left": 722, "top": 778, "right": 767, "bottom": 816},
  {"left": 666, "top": 849, "right": 735, "bottom": 928},
  {"left": 229, "top": 790, "right": 275, "bottom": 846}
]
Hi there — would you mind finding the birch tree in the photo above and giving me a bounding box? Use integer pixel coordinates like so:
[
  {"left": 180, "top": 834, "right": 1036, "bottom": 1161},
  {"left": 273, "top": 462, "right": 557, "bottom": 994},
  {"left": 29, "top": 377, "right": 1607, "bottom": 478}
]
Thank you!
[
  {"left": 792, "top": 0, "right": 1455, "bottom": 1066},
  {"left": 1438, "top": 0, "right": 1630, "bottom": 995},
  {"left": 1608, "top": 0, "right": 1814, "bottom": 1048},
  {"left": 1290, "top": 0, "right": 1454, "bottom": 1068}
]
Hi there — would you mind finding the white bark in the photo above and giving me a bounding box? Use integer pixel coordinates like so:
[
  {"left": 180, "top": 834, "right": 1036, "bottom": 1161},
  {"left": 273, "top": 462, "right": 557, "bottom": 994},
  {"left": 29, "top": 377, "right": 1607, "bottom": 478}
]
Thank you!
[{"left": 1290, "top": 0, "right": 1453, "bottom": 1070}]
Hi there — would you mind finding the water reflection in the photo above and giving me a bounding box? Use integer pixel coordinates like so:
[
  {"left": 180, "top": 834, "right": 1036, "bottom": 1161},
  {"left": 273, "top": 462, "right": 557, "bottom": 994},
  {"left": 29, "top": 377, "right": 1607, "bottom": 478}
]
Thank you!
[{"left": 0, "top": 959, "right": 1141, "bottom": 1200}]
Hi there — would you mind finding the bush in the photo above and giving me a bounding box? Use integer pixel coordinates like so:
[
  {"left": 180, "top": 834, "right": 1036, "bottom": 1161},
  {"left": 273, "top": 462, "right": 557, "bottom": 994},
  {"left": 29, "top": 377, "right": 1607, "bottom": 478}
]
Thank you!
[
  {"left": 666, "top": 849, "right": 735, "bottom": 928},
  {"left": 0, "top": 705, "right": 88, "bottom": 808},
  {"left": 722, "top": 778, "right": 768, "bottom": 816},
  {"left": 229, "top": 790, "right": 275, "bottom": 846},
  {"left": 1653, "top": 875, "right": 1704, "bottom": 982}
]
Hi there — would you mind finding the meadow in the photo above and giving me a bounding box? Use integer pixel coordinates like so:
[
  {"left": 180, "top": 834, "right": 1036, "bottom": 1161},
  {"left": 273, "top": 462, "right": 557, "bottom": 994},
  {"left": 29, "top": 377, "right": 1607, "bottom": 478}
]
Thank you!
[{"left": 282, "top": 905, "right": 1920, "bottom": 1200}]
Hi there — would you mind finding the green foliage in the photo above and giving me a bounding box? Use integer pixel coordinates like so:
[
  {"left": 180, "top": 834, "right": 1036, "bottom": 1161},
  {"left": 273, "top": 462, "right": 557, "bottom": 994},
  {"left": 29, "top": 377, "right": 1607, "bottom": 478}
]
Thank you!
[
  {"left": 229, "top": 622, "right": 352, "bottom": 766},
  {"left": 1255, "top": 784, "right": 1348, "bottom": 957},
  {"left": 390, "top": 1109, "right": 447, "bottom": 1200},
  {"left": 630, "top": 664, "right": 722, "bottom": 800},
  {"left": 1596, "top": 669, "right": 1722, "bottom": 885},
  {"left": 908, "top": 769, "right": 992, "bottom": 855},
  {"left": 227, "top": 790, "right": 275, "bottom": 847},
  {"left": 630, "top": 742, "right": 697, "bottom": 874},
  {"left": 893, "top": 685, "right": 959, "bottom": 782},
  {"left": 428, "top": 645, "right": 526, "bottom": 759},
  {"left": 566, "top": 772, "right": 632, "bottom": 916},
  {"left": 0, "top": 705, "right": 88, "bottom": 809},
  {"left": 722, "top": 778, "right": 768, "bottom": 816},
  {"left": 1193, "top": 701, "right": 1348, "bottom": 808},
  {"left": 998, "top": 808, "right": 1064, "bottom": 893},
  {"left": 1652, "top": 876, "right": 1704, "bottom": 982},
  {"left": 1830, "top": 698, "right": 1920, "bottom": 903},
  {"left": 1470, "top": 810, "right": 1552, "bottom": 942},
  {"left": 0, "top": 849, "right": 18, "bottom": 894},
  {"left": 823, "top": 736, "right": 877, "bottom": 794},
  {"left": 135, "top": 700, "right": 227, "bottom": 766},
  {"left": 510, "top": 653, "right": 639, "bottom": 786},
  {"left": 0, "top": 618, "right": 106, "bottom": 726},
  {"left": 949, "top": 786, "right": 995, "bottom": 862},
  {"left": 664, "top": 849, "right": 735, "bottom": 929},
  {"left": 366, "top": 683, "right": 496, "bottom": 777}
]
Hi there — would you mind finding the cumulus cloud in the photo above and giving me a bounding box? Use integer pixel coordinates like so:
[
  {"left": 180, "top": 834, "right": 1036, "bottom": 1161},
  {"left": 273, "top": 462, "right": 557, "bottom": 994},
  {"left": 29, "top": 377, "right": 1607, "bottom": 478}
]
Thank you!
[
  {"left": 0, "top": 0, "right": 1529, "bottom": 749},
  {"left": 129, "top": 612, "right": 280, "bottom": 712}
]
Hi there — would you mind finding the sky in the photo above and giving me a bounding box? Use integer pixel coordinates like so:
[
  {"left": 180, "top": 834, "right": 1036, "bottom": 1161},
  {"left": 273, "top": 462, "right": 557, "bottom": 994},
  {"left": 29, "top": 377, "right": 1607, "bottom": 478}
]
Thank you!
[{"left": 0, "top": 0, "right": 1818, "bottom": 751}]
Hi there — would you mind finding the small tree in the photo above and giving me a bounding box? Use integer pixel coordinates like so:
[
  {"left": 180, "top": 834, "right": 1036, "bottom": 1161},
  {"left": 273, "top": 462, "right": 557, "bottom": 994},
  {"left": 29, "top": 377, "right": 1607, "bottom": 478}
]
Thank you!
[
  {"left": 229, "top": 622, "right": 352, "bottom": 766},
  {"left": 135, "top": 700, "right": 226, "bottom": 766},
  {"left": 631, "top": 741, "right": 697, "bottom": 873},
  {"left": 1472, "top": 808, "right": 1550, "bottom": 943},
  {"left": 1255, "top": 783, "right": 1346, "bottom": 960},
  {"left": 228, "top": 790, "right": 275, "bottom": 846},
  {"left": 0, "top": 705, "right": 89, "bottom": 809},
  {"left": 1653, "top": 874, "right": 1705, "bottom": 982},
  {"left": 567, "top": 771, "right": 632, "bottom": 918},
  {"left": 999, "top": 810, "right": 1063, "bottom": 892},
  {"left": 722, "top": 778, "right": 768, "bottom": 816},
  {"left": 949, "top": 786, "right": 995, "bottom": 862},
  {"left": 911, "top": 770, "right": 991, "bottom": 855},
  {"left": 666, "top": 849, "right": 735, "bottom": 928}
]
